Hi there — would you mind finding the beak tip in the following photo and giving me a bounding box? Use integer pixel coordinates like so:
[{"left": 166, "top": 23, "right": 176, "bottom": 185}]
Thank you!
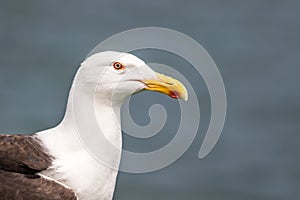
[
  {"left": 179, "top": 87, "right": 188, "bottom": 101},
  {"left": 144, "top": 72, "right": 189, "bottom": 101},
  {"left": 182, "top": 93, "right": 188, "bottom": 101},
  {"left": 169, "top": 90, "right": 188, "bottom": 101}
]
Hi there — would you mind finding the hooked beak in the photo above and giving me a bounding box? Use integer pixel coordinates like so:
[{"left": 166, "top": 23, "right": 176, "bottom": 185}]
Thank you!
[{"left": 141, "top": 73, "right": 188, "bottom": 101}]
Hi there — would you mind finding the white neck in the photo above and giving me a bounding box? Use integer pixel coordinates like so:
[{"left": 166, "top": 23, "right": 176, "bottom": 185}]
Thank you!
[{"left": 38, "top": 80, "right": 123, "bottom": 200}]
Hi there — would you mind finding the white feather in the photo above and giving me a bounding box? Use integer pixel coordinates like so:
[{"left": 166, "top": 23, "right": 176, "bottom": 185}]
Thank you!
[{"left": 36, "top": 52, "right": 158, "bottom": 200}]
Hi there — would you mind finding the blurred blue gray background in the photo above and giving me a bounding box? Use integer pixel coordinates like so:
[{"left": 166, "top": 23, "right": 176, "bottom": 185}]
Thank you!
[{"left": 0, "top": 0, "right": 299, "bottom": 199}]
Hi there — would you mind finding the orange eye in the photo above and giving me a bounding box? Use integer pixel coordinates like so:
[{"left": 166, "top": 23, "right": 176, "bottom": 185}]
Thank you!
[{"left": 113, "top": 62, "right": 125, "bottom": 70}]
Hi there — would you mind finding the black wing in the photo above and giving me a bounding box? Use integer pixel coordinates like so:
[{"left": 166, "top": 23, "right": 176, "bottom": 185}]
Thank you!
[
  {"left": 0, "top": 134, "right": 77, "bottom": 200},
  {"left": 0, "top": 134, "right": 52, "bottom": 174},
  {"left": 0, "top": 169, "right": 76, "bottom": 200}
]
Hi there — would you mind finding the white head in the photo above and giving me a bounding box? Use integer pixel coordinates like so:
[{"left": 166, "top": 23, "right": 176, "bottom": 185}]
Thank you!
[
  {"left": 74, "top": 51, "right": 188, "bottom": 107},
  {"left": 44, "top": 51, "right": 188, "bottom": 199}
]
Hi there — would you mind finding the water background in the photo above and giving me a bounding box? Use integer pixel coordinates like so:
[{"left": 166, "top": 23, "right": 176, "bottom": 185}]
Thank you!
[{"left": 0, "top": 0, "right": 299, "bottom": 199}]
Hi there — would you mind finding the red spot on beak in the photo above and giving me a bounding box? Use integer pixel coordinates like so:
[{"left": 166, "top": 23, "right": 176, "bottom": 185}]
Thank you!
[{"left": 169, "top": 91, "right": 180, "bottom": 99}]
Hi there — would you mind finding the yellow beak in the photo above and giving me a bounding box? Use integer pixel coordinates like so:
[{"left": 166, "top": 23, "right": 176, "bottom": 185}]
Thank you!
[{"left": 141, "top": 73, "right": 188, "bottom": 101}]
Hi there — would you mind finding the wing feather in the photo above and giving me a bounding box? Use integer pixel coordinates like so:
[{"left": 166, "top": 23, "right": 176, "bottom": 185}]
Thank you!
[
  {"left": 0, "top": 169, "right": 76, "bottom": 200},
  {"left": 0, "top": 134, "right": 52, "bottom": 174},
  {"left": 0, "top": 134, "right": 77, "bottom": 200}
]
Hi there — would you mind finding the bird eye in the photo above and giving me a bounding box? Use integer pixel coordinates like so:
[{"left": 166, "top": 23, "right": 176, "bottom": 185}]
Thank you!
[{"left": 113, "top": 62, "right": 125, "bottom": 70}]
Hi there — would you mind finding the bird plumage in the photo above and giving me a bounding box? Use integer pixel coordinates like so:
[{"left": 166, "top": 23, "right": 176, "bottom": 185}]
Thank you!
[
  {"left": 0, "top": 51, "right": 188, "bottom": 200},
  {"left": 0, "top": 134, "right": 76, "bottom": 200}
]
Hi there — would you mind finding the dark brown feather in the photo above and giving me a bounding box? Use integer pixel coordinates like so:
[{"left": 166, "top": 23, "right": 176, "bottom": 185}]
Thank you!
[
  {"left": 0, "top": 169, "right": 76, "bottom": 200},
  {"left": 0, "top": 134, "right": 52, "bottom": 174},
  {"left": 0, "top": 134, "right": 77, "bottom": 200}
]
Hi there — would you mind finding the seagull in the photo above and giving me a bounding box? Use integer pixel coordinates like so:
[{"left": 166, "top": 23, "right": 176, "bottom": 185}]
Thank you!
[{"left": 0, "top": 51, "right": 188, "bottom": 200}]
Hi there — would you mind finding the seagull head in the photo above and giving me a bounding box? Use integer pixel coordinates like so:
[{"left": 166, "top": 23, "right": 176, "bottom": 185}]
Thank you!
[{"left": 77, "top": 51, "right": 188, "bottom": 105}]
